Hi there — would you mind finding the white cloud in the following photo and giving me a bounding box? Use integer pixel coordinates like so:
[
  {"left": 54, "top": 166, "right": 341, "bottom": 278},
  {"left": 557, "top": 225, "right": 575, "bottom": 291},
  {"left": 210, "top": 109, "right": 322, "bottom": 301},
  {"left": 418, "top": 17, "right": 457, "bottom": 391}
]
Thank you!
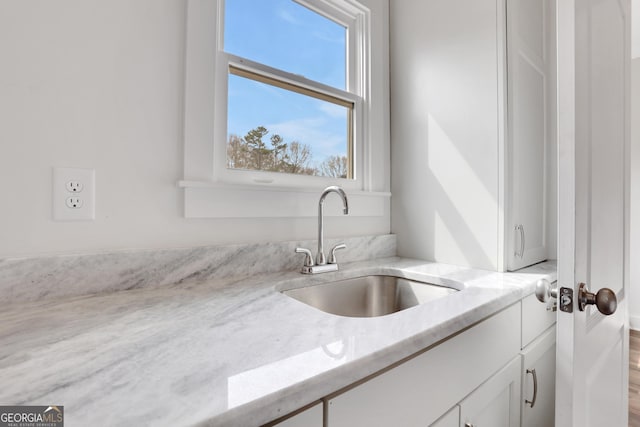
[{"left": 278, "top": 9, "right": 300, "bottom": 26}]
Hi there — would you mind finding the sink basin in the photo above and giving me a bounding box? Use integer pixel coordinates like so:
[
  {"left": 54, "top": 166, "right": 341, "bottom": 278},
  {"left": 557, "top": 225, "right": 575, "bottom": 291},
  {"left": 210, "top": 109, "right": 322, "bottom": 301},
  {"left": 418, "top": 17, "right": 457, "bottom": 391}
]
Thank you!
[{"left": 282, "top": 275, "right": 458, "bottom": 317}]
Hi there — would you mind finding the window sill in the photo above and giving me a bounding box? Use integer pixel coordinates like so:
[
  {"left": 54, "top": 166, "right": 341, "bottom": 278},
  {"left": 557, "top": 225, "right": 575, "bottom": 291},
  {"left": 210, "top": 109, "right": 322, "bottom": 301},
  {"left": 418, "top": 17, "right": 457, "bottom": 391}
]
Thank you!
[{"left": 178, "top": 180, "right": 390, "bottom": 218}]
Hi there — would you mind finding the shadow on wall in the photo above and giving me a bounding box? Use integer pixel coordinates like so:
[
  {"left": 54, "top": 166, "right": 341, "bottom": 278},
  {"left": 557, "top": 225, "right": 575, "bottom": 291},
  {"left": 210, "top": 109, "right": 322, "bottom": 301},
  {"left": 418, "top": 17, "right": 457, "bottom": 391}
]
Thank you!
[
  {"left": 427, "top": 170, "right": 496, "bottom": 271},
  {"left": 393, "top": 109, "right": 499, "bottom": 270},
  {"left": 391, "top": 1, "right": 502, "bottom": 271},
  {"left": 424, "top": 113, "right": 497, "bottom": 270}
]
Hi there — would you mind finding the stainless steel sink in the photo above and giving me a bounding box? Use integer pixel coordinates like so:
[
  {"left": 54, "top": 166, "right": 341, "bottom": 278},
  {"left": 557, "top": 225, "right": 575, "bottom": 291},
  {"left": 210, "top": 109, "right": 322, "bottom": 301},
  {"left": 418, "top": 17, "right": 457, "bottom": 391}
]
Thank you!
[{"left": 282, "top": 275, "right": 458, "bottom": 317}]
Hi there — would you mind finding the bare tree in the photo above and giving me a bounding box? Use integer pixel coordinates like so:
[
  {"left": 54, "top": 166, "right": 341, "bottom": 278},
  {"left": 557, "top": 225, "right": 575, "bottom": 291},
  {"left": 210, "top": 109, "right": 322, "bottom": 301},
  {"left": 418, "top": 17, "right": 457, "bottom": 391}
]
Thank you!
[
  {"left": 282, "top": 141, "right": 314, "bottom": 175},
  {"left": 318, "top": 155, "right": 349, "bottom": 178},
  {"left": 227, "top": 134, "right": 251, "bottom": 169}
]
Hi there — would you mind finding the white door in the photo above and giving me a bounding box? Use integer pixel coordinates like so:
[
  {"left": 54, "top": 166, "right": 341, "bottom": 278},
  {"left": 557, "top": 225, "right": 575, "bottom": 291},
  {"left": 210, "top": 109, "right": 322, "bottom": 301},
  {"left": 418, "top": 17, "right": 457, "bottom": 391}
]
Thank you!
[{"left": 555, "top": 0, "right": 630, "bottom": 425}]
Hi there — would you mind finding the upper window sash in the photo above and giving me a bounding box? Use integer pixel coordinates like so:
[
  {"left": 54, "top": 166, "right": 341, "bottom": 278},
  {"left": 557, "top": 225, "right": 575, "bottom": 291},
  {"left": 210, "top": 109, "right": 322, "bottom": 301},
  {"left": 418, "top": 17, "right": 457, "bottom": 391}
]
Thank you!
[{"left": 219, "top": 0, "right": 364, "bottom": 91}]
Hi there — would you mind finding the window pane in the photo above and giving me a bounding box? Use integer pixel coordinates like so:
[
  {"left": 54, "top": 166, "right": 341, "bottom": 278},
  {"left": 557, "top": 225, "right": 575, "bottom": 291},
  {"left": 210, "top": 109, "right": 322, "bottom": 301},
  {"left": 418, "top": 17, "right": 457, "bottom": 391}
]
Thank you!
[
  {"left": 224, "top": 0, "right": 346, "bottom": 89},
  {"left": 227, "top": 72, "right": 352, "bottom": 178}
]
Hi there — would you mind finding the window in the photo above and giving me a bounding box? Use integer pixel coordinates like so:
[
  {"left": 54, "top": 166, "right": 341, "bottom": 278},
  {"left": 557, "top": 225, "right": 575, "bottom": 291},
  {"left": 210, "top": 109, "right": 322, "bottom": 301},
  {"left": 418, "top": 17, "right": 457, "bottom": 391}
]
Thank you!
[
  {"left": 224, "top": 1, "right": 353, "bottom": 179},
  {"left": 182, "top": 0, "right": 389, "bottom": 218},
  {"left": 213, "top": 0, "right": 366, "bottom": 188}
]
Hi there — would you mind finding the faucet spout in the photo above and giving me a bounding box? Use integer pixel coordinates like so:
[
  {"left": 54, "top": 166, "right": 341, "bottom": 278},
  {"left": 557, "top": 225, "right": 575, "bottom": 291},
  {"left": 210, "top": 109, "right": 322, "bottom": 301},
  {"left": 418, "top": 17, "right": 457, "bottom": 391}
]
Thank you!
[{"left": 317, "top": 186, "right": 349, "bottom": 265}]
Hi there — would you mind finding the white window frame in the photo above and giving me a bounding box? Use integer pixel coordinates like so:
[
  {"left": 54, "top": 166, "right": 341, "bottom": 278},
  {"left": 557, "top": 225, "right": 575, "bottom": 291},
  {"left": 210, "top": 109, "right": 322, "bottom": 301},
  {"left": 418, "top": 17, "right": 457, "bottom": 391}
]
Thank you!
[
  {"left": 216, "top": 54, "right": 363, "bottom": 189},
  {"left": 181, "top": 0, "right": 389, "bottom": 218}
]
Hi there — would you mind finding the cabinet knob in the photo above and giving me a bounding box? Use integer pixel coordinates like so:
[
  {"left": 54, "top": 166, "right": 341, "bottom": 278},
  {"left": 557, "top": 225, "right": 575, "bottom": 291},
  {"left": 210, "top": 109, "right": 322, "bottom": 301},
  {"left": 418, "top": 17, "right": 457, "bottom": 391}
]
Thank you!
[
  {"left": 577, "top": 283, "right": 617, "bottom": 315},
  {"left": 535, "top": 278, "right": 558, "bottom": 303},
  {"left": 465, "top": 423, "right": 474, "bottom": 427}
]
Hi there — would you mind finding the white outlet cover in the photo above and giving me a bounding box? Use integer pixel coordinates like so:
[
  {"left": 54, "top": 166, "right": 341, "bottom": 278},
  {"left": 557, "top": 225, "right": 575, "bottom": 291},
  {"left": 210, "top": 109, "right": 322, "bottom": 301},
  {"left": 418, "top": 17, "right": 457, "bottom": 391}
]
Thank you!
[{"left": 53, "top": 167, "right": 95, "bottom": 221}]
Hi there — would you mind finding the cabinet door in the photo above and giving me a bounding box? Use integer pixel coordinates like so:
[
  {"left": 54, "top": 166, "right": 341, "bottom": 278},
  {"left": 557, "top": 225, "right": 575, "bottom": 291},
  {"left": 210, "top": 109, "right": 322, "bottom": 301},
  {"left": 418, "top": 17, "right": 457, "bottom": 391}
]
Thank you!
[
  {"left": 459, "top": 357, "right": 521, "bottom": 427},
  {"left": 507, "top": 0, "right": 554, "bottom": 271},
  {"left": 269, "top": 402, "right": 323, "bottom": 427},
  {"left": 521, "top": 327, "right": 555, "bottom": 427}
]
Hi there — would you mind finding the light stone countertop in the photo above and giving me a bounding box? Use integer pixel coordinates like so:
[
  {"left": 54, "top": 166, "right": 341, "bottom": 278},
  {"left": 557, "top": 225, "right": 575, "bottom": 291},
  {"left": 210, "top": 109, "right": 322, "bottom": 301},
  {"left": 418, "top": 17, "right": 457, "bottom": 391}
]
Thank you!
[{"left": 0, "top": 257, "right": 556, "bottom": 427}]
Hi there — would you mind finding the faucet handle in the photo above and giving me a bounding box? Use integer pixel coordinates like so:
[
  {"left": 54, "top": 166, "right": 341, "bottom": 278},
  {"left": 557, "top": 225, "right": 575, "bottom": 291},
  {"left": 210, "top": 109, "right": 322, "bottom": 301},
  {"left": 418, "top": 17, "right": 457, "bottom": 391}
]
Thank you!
[
  {"left": 295, "top": 247, "right": 314, "bottom": 267},
  {"left": 328, "top": 243, "right": 346, "bottom": 264}
]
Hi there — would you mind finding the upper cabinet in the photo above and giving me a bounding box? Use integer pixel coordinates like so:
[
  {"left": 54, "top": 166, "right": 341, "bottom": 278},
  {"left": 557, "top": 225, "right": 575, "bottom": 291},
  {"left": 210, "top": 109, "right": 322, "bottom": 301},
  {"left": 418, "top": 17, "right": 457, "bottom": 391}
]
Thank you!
[
  {"left": 390, "top": 0, "right": 557, "bottom": 272},
  {"left": 506, "top": 0, "right": 557, "bottom": 270}
]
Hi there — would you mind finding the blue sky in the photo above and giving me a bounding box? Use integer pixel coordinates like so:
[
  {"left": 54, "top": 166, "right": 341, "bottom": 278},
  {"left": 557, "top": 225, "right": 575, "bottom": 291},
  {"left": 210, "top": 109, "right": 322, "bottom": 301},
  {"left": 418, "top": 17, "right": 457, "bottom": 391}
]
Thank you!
[{"left": 224, "top": 0, "right": 348, "bottom": 163}]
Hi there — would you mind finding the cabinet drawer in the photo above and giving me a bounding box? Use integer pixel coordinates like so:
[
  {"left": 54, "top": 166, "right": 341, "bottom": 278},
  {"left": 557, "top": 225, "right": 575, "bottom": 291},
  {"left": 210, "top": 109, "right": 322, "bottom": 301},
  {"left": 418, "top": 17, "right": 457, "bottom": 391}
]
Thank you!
[
  {"left": 521, "top": 292, "right": 556, "bottom": 348},
  {"left": 326, "top": 303, "right": 521, "bottom": 427}
]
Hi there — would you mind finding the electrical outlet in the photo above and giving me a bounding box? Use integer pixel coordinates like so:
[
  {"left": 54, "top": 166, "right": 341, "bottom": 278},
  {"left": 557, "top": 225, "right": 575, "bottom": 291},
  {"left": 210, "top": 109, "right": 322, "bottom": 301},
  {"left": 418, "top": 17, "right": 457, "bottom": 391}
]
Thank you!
[
  {"left": 66, "top": 181, "right": 84, "bottom": 193},
  {"left": 65, "top": 197, "right": 83, "bottom": 209},
  {"left": 53, "top": 167, "right": 95, "bottom": 221}
]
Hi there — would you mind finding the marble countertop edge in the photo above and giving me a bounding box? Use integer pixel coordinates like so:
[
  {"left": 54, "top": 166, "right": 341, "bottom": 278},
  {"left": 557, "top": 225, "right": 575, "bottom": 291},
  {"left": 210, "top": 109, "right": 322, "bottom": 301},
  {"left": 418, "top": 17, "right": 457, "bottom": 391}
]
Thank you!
[{"left": 204, "top": 287, "right": 526, "bottom": 427}]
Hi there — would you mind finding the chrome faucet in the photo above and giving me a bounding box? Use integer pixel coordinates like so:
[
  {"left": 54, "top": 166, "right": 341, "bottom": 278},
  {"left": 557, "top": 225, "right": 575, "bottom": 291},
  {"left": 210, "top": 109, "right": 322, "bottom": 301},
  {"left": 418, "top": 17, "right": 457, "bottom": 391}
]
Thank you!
[{"left": 295, "top": 186, "right": 349, "bottom": 274}]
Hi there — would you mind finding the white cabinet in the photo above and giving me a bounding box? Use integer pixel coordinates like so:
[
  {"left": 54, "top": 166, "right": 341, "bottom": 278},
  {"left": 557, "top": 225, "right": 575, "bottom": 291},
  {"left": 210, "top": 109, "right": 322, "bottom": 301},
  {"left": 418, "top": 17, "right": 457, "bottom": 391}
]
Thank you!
[
  {"left": 460, "top": 357, "right": 522, "bottom": 427},
  {"left": 268, "top": 402, "right": 323, "bottom": 427},
  {"left": 506, "top": 0, "right": 556, "bottom": 270},
  {"left": 521, "top": 327, "right": 556, "bottom": 427},
  {"left": 325, "top": 304, "right": 521, "bottom": 427},
  {"left": 265, "top": 292, "right": 557, "bottom": 427}
]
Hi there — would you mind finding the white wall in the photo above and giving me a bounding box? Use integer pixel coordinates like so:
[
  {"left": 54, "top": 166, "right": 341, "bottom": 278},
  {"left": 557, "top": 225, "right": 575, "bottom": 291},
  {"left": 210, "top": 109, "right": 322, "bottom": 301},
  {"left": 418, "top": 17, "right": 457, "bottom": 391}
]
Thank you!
[
  {"left": 631, "top": 58, "right": 640, "bottom": 330},
  {"left": 634, "top": 0, "right": 640, "bottom": 58},
  {"left": 0, "top": 0, "right": 390, "bottom": 258},
  {"left": 390, "top": 0, "right": 502, "bottom": 271}
]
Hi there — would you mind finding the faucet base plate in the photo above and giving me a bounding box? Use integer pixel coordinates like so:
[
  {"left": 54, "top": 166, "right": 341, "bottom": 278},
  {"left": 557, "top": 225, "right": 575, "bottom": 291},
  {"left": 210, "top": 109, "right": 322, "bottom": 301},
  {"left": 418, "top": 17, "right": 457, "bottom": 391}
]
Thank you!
[{"left": 301, "top": 264, "right": 339, "bottom": 274}]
